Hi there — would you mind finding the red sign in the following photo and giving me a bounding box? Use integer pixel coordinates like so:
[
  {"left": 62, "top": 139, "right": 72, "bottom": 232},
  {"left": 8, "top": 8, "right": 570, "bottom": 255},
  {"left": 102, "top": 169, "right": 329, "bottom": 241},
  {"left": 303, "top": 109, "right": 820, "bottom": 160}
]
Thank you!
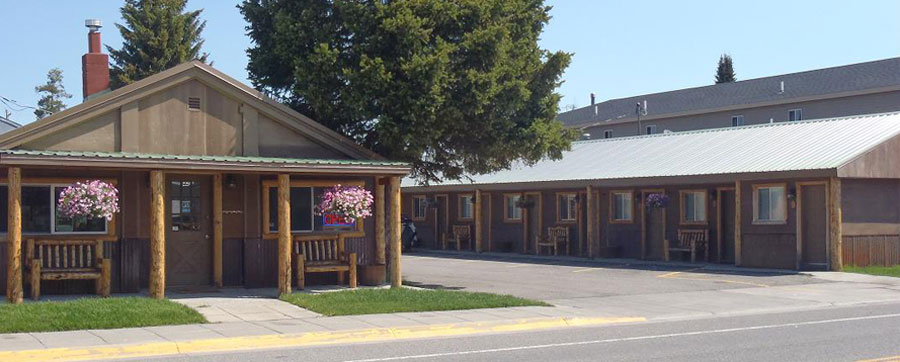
[{"left": 323, "top": 213, "right": 355, "bottom": 227}]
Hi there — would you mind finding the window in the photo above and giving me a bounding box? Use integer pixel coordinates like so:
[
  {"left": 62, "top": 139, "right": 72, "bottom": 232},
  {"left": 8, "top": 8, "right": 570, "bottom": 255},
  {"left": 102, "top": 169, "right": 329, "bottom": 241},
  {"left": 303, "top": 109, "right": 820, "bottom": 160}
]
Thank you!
[
  {"left": 680, "top": 190, "right": 707, "bottom": 224},
  {"left": 0, "top": 184, "right": 108, "bottom": 234},
  {"left": 732, "top": 115, "right": 744, "bottom": 127},
  {"left": 610, "top": 191, "right": 633, "bottom": 223},
  {"left": 557, "top": 193, "right": 577, "bottom": 222},
  {"left": 603, "top": 130, "right": 613, "bottom": 139},
  {"left": 267, "top": 187, "right": 314, "bottom": 232},
  {"left": 645, "top": 125, "right": 657, "bottom": 135},
  {"left": 788, "top": 109, "right": 802, "bottom": 121},
  {"left": 412, "top": 195, "right": 427, "bottom": 221},
  {"left": 458, "top": 194, "right": 474, "bottom": 220},
  {"left": 504, "top": 194, "right": 522, "bottom": 221},
  {"left": 753, "top": 185, "right": 787, "bottom": 224}
]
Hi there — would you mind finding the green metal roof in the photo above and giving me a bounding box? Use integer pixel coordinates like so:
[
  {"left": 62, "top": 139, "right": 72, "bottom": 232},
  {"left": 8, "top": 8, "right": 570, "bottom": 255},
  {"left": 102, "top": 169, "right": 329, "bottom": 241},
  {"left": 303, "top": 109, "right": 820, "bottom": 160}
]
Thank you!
[{"left": 0, "top": 149, "right": 408, "bottom": 167}]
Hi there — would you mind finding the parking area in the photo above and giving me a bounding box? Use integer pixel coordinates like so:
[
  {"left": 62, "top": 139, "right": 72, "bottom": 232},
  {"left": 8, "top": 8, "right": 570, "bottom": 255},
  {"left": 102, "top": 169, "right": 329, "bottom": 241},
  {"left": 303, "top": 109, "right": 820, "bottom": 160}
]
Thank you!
[{"left": 402, "top": 252, "right": 821, "bottom": 303}]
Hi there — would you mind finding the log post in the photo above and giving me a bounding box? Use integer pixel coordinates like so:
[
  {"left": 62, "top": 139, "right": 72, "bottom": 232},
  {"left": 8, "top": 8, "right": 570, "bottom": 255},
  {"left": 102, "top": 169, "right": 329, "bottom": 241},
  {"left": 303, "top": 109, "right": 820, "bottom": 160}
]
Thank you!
[
  {"left": 149, "top": 170, "right": 166, "bottom": 299},
  {"left": 6, "top": 167, "right": 22, "bottom": 304},
  {"left": 375, "top": 177, "right": 386, "bottom": 265},
  {"left": 586, "top": 186, "right": 594, "bottom": 258},
  {"left": 277, "top": 174, "right": 292, "bottom": 295},
  {"left": 389, "top": 176, "right": 402, "bottom": 288},
  {"left": 734, "top": 180, "right": 742, "bottom": 267},
  {"left": 829, "top": 177, "right": 843, "bottom": 271},
  {"left": 475, "top": 189, "right": 482, "bottom": 252},
  {"left": 213, "top": 173, "right": 223, "bottom": 287}
]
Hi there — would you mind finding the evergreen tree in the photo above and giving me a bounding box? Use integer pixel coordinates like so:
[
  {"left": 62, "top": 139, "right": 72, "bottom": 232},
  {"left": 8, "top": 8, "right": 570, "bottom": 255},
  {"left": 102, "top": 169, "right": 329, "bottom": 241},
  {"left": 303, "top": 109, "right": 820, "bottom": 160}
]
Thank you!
[
  {"left": 34, "top": 68, "right": 72, "bottom": 120},
  {"left": 240, "top": 0, "right": 575, "bottom": 183},
  {"left": 715, "top": 54, "right": 737, "bottom": 83},
  {"left": 107, "top": 0, "right": 209, "bottom": 89}
]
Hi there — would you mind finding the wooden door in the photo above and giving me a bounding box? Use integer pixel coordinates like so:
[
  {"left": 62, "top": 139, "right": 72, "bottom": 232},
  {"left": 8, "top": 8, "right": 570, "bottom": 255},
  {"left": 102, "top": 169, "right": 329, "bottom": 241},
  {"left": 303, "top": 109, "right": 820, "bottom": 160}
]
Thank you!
[
  {"left": 645, "top": 207, "right": 665, "bottom": 259},
  {"left": 166, "top": 175, "right": 212, "bottom": 287},
  {"left": 800, "top": 184, "right": 828, "bottom": 269},
  {"left": 525, "top": 194, "right": 540, "bottom": 254},
  {"left": 719, "top": 189, "right": 736, "bottom": 263},
  {"left": 434, "top": 195, "right": 448, "bottom": 248}
]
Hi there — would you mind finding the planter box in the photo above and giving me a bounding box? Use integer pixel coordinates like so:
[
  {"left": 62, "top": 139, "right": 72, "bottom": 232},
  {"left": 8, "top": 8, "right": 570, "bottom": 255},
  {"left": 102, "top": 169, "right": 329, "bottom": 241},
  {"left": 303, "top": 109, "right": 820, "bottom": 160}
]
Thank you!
[{"left": 358, "top": 264, "right": 386, "bottom": 286}]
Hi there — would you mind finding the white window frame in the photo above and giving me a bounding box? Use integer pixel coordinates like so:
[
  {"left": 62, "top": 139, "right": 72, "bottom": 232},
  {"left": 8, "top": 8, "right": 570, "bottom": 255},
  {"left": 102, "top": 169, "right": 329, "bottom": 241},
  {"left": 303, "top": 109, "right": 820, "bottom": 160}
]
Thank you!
[
  {"left": 680, "top": 190, "right": 708, "bottom": 224},
  {"left": 412, "top": 195, "right": 427, "bottom": 221},
  {"left": 458, "top": 194, "right": 474, "bottom": 220},
  {"left": 504, "top": 194, "right": 522, "bottom": 222},
  {"left": 610, "top": 191, "right": 633, "bottom": 223},
  {"left": 788, "top": 108, "right": 802, "bottom": 122},
  {"left": 753, "top": 184, "right": 788, "bottom": 224},
  {"left": 732, "top": 115, "right": 744, "bottom": 127},
  {"left": 603, "top": 130, "right": 614, "bottom": 139},
  {"left": 645, "top": 125, "right": 657, "bottom": 135},
  {"left": 557, "top": 193, "right": 577, "bottom": 223}
]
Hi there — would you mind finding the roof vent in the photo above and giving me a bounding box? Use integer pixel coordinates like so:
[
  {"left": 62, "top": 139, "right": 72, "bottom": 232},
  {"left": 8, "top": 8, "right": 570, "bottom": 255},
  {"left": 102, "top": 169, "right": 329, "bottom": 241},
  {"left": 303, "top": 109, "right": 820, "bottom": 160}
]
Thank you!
[
  {"left": 188, "top": 97, "right": 201, "bottom": 110},
  {"left": 778, "top": 81, "right": 785, "bottom": 94}
]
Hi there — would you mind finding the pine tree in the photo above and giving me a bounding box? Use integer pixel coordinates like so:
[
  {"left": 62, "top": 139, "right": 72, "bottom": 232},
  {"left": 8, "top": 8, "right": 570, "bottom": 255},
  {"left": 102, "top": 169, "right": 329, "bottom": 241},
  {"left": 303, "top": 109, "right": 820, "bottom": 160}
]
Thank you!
[
  {"left": 715, "top": 54, "right": 737, "bottom": 84},
  {"left": 107, "top": 0, "right": 209, "bottom": 89},
  {"left": 34, "top": 68, "right": 72, "bottom": 120}
]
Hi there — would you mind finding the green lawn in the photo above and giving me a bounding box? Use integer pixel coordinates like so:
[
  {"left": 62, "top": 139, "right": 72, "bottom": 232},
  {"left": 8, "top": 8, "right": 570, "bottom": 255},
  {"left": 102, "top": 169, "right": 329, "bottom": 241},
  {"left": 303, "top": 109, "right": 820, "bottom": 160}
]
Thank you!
[
  {"left": 281, "top": 288, "right": 549, "bottom": 316},
  {"left": 845, "top": 265, "right": 900, "bottom": 278},
  {"left": 0, "top": 297, "right": 206, "bottom": 333}
]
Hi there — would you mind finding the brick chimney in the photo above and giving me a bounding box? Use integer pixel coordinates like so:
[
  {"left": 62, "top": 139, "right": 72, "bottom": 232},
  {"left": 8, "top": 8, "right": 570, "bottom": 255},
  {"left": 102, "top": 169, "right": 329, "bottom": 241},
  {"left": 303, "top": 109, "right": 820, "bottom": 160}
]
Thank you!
[{"left": 82, "top": 19, "right": 110, "bottom": 101}]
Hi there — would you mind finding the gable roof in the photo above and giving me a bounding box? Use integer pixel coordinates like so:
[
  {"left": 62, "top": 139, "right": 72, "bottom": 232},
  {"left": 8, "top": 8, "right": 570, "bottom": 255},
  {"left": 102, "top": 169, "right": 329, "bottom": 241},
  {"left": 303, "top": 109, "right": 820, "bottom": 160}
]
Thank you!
[
  {"left": 558, "top": 57, "right": 900, "bottom": 129},
  {"left": 0, "top": 61, "right": 382, "bottom": 160},
  {"left": 404, "top": 112, "right": 900, "bottom": 189},
  {"left": 0, "top": 116, "right": 21, "bottom": 133}
]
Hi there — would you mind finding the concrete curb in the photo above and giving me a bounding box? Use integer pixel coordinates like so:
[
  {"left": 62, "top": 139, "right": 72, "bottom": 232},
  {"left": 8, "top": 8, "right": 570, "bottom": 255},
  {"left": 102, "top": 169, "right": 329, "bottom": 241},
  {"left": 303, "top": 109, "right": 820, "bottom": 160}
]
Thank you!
[{"left": 0, "top": 315, "right": 646, "bottom": 361}]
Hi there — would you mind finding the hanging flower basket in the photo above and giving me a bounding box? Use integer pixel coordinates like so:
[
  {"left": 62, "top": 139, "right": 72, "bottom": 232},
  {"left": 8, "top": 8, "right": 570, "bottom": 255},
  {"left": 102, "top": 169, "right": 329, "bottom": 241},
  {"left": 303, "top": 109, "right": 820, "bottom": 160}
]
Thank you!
[
  {"left": 316, "top": 185, "right": 374, "bottom": 221},
  {"left": 57, "top": 180, "right": 120, "bottom": 221},
  {"left": 645, "top": 193, "right": 669, "bottom": 209}
]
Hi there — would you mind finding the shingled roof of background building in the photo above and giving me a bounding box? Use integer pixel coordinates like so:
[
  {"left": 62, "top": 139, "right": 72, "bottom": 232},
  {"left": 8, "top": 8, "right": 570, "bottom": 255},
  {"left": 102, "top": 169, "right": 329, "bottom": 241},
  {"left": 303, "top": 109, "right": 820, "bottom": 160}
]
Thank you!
[{"left": 558, "top": 57, "right": 900, "bottom": 129}]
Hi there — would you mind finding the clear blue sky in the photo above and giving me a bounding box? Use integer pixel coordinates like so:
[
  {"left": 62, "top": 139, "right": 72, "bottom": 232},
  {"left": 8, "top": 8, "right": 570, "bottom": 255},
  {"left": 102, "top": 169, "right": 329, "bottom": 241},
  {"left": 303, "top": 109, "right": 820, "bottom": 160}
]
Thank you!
[{"left": 1, "top": 0, "right": 898, "bottom": 124}]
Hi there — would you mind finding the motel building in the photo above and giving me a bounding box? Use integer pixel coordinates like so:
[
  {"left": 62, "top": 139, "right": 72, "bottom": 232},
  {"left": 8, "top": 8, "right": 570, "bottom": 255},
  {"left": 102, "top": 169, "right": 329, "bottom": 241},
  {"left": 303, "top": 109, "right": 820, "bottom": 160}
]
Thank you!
[
  {"left": 403, "top": 112, "right": 900, "bottom": 271},
  {"left": 1, "top": 25, "right": 409, "bottom": 304}
]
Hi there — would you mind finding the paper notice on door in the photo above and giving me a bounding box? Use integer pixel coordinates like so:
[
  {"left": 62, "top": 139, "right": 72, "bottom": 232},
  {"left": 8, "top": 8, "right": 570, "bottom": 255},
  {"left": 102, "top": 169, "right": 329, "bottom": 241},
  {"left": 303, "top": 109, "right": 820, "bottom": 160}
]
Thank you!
[{"left": 172, "top": 200, "right": 181, "bottom": 214}]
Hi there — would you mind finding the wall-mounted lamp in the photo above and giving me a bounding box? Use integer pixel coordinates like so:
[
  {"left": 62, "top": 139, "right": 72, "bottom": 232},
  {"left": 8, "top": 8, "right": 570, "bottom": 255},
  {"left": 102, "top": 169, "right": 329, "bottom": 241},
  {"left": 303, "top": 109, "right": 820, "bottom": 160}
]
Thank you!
[{"left": 224, "top": 174, "right": 238, "bottom": 189}]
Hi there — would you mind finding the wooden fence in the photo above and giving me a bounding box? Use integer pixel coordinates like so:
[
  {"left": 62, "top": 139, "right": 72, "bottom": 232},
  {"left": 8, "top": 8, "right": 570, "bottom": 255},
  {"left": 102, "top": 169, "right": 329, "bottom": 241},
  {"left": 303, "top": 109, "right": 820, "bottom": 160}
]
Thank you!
[{"left": 842, "top": 235, "right": 900, "bottom": 267}]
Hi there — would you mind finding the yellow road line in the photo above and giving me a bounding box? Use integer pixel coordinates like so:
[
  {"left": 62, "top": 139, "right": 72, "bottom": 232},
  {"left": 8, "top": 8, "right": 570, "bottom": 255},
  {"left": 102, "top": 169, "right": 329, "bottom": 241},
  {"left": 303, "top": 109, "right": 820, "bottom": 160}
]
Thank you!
[
  {"left": 0, "top": 316, "right": 646, "bottom": 362},
  {"left": 857, "top": 355, "right": 900, "bottom": 362},
  {"left": 657, "top": 268, "right": 701, "bottom": 278},
  {"left": 657, "top": 268, "right": 770, "bottom": 288},
  {"left": 572, "top": 268, "right": 598, "bottom": 273}
]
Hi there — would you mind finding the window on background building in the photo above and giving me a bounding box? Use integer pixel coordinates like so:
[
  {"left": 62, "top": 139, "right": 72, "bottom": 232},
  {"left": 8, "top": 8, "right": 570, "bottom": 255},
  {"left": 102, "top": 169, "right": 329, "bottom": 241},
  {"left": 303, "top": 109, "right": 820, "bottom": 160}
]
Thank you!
[
  {"left": 610, "top": 191, "right": 633, "bottom": 222},
  {"left": 788, "top": 109, "right": 803, "bottom": 121},
  {"left": 732, "top": 115, "right": 744, "bottom": 127},
  {"left": 603, "top": 130, "right": 613, "bottom": 139},
  {"left": 754, "top": 185, "right": 787, "bottom": 223},
  {"left": 0, "top": 185, "right": 107, "bottom": 234},
  {"left": 645, "top": 125, "right": 657, "bottom": 135},
  {"left": 558, "top": 193, "right": 577, "bottom": 222},
  {"left": 412, "top": 195, "right": 427, "bottom": 220},
  {"left": 680, "top": 190, "right": 707, "bottom": 224},
  {"left": 458, "top": 194, "right": 474, "bottom": 220},
  {"left": 504, "top": 194, "right": 522, "bottom": 221}
]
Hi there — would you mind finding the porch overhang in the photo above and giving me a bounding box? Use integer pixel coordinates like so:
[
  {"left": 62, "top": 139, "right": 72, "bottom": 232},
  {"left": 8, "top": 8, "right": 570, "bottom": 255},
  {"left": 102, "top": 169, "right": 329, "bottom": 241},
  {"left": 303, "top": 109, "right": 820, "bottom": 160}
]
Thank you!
[{"left": 0, "top": 150, "right": 411, "bottom": 176}]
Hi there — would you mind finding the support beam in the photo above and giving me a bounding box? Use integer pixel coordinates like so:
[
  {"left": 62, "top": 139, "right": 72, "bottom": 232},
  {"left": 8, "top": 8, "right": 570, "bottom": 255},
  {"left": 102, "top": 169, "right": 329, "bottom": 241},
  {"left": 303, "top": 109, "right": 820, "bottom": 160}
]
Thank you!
[
  {"left": 6, "top": 167, "right": 22, "bottom": 304},
  {"left": 734, "top": 180, "right": 742, "bottom": 267},
  {"left": 586, "top": 186, "right": 594, "bottom": 258},
  {"left": 389, "top": 176, "right": 402, "bottom": 288},
  {"left": 829, "top": 177, "right": 843, "bottom": 271},
  {"left": 213, "top": 173, "right": 223, "bottom": 288},
  {"left": 375, "top": 178, "right": 386, "bottom": 265},
  {"left": 149, "top": 170, "right": 166, "bottom": 299},
  {"left": 474, "top": 190, "right": 482, "bottom": 252},
  {"left": 277, "top": 174, "right": 292, "bottom": 295}
]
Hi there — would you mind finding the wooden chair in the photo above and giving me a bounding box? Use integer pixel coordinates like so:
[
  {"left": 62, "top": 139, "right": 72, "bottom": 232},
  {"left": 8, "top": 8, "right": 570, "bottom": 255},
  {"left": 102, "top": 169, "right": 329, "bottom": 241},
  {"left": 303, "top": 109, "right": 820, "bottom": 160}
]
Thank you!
[
  {"left": 292, "top": 234, "right": 357, "bottom": 289},
  {"left": 537, "top": 226, "right": 569, "bottom": 256},
  {"left": 664, "top": 229, "right": 709, "bottom": 263},
  {"left": 26, "top": 238, "right": 111, "bottom": 300},
  {"left": 443, "top": 225, "right": 471, "bottom": 251}
]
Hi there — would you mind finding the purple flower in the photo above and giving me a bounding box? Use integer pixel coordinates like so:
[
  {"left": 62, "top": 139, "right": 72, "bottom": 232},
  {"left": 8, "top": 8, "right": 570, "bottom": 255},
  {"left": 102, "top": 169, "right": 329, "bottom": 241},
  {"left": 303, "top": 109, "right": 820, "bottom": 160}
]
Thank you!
[
  {"left": 316, "top": 185, "right": 373, "bottom": 221},
  {"left": 58, "top": 180, "right": 119, "bottom": 221}
]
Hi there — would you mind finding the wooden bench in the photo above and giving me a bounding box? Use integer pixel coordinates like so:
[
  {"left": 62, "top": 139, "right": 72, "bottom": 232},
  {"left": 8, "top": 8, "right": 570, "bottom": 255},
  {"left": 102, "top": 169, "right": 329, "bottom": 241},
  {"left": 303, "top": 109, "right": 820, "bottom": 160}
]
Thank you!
[
  {"left": 443, "top": 225, "right": 471, "bottom": 251},
  {"left": 292, "top": 234, "right": 357, "bottom": 289},
  {"left": 664, "top": 229, "right": 709, "bottom": 263},
  {"left": 537, "top": 226, "right": 569, "bottom": 256},
  {"left": 26, "top": 239, "right": 111, "bottom": 300}
]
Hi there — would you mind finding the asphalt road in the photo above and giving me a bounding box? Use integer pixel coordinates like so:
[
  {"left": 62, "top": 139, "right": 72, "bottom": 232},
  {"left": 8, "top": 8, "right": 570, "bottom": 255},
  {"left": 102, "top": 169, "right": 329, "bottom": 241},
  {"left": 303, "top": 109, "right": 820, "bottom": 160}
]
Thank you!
[{"left": 139, "top": 301, "right": 900, "bottom": 362}]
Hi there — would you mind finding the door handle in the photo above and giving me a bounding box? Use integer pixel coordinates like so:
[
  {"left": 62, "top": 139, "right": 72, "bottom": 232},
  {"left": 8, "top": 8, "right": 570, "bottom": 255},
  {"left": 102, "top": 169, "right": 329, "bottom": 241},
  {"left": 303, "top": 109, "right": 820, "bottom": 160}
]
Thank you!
[{"left": 205, "top": 234, "right": 210, "bottom": 240}]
